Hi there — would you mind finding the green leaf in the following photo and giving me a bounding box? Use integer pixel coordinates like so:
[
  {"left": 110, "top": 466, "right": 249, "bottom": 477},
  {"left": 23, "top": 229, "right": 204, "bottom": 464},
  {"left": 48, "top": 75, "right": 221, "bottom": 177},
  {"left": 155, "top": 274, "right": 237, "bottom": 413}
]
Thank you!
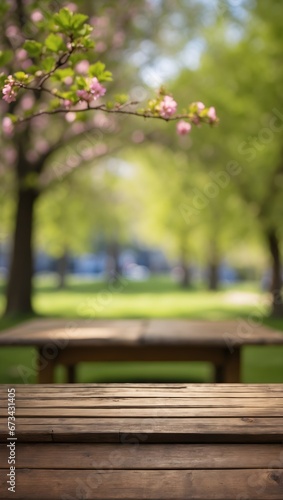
[
  {"left": 14, "top": 72, "right": 29, "bottom": 82},
  {"left": 45, "top": 34, "right": 65, "bottom": 52},
  {"left": 0, "top": 1, "right": 9, "bottom": 17},
  {"left": 52, "top": 68, "right": 74, "bottom": 81},
  {"left": 0, "top": 50, "right": 13, "bottom": 66},
  {"left": 0, "top": 73, "right": 6, "bottom": 88},
  {"left": 89, "top": 63, "right": 112, "bottom": 81},
  {"left": 79, "top": 38, "right": 95, "bottom": 50},
  {"left": 25, "top": 65, "right": 38, "bottom": 75},
  {"left": 89, "top": 62, "right": 105, "bottom": 77},
  {"left": 60, "top": 91, "right": 77, "bottom": 101},
  {"left": 53, "top": 8, "right": 73, "bottom": 30},
  {"left": 99, "top": 71, "right": 112, "bottom": 82},
  {"left": 23, "top": 40, "right": 42, "bottom": 58},
  {"left": 106, "top": 101, "right": 115, "bottom": 110},
  {"left": 74, "top": 76, "right": 87, "bottom": 89},
  {"left": 49, "top": 98, "right": 61, "bottom": 110},
  {"left": 71, "top": 13, "right": 89, "bottom": 31},
  {"left": 77, "top": 24, "right": 93, "bottom": 37},
  {"left": 114, "top": 94, "right": 129, "bottom": 105},
  {"left": 42, "top": 57, "right": 55, "bottom": 73},
  {"left": 7, "top": 113, "right": 18, "bottom": 124}
]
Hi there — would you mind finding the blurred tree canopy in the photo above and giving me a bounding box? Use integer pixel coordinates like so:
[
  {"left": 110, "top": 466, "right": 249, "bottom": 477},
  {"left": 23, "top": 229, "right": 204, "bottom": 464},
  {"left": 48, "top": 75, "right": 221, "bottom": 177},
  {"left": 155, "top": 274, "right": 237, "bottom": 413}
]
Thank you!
[
  {"left": 1, "top": 0, "right": 283, "bottom": 318},
  {"left": 0, "top": 0, "right": 214, "bottom": 316}
]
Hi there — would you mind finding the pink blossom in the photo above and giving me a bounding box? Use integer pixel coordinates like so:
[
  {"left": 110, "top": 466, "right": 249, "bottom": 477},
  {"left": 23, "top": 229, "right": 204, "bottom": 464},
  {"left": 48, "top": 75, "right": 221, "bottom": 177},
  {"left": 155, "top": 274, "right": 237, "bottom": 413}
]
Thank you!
[
  {"left": 2, "top": 117, "right": 14, "bottom": 136},
  {"left": 63, "top": 99, "right": 72, "bottom": 109},
  {"left": 6, "top": 25, "right": 19, "bottom": 38},
  {"left": 26, "top": 150, "right": 38, "bottom": 163},
  {"left": 31, "top": 10, "right": 43, "bottom": 22},
  {"left": 89, "top": 77, "right": 106, "bottom": 99},
  {"left": 66, "top": 3, "right": 78, "bottom": 12},
  {"left": 71, "top": 122, "right": 85, "bottom": 134},
  {"left": 95, "top": 41, "right": 107, "bottom": 53},
  {"left": 177, "top": 120, "right": 192, "bottom": 136},
  {"left": 75, "top": 60, "right": 90, "bottom": 75},
  {"left": 2, "top": 77, "right": 17, "bottom": 103},
  {"left": 132, "top": 130, "right": 145, "bottom": 143},
  {"left": 16, "top": 48, "right": 28, "bottom": 61},
  {"left": 159, "top": 95, "right": 177, "bottom": 118},
  {"left": 207, "top": 106, "right": 217, "bottom": 123},
  {"left": 64, "top": 76, "right": 73, "bottom": 86},
  {"left": 4, "top": 146, "right": 17, "bottom": 163},
  {"left": 65, "top": 112, "right": 76, "bottom": 123},
  {"left": 36, "top": 138, "right": 49, "bottom": 154},
  {"left": 76, "top": 89, "right": 93, "bottom": 103},
  {"left": 196, "top": 101, "right": 205, "bottom": 112},
  {"left": 21, "top": 94, "right": 35, "bottom": 111},
  {"left": 112, "top": 31, "right": 125, "bottom": 49},
  {"left": 22, "top": 59, "right": 33, "bottom": 70}
]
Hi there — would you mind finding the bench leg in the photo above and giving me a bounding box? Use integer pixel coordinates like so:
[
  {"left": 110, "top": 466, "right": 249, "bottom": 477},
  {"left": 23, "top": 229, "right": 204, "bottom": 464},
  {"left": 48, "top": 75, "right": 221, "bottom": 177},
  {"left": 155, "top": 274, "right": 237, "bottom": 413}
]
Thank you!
[
  {"left": 214, "top": 364, "right": 225, "bottom": 383},
  {"left": 37, "top": 348, "right": 56, "bottom": 383},
  {"left": 214, "top": 348, "right": 241, "bottom": 383},
  {"left": 67, "top": 364, "right": 76, "bottom": 383}
]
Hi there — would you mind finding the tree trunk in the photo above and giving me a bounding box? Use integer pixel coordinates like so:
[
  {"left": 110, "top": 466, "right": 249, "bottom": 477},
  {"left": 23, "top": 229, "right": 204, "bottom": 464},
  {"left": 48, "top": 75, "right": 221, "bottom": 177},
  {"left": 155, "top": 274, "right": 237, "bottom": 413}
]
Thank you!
[
  {"left": 266, "top": 228, "right": 283, "bottom": 317},
  {"left": 207, "top": 237, "right": 220, "bottom": 291},
  {"left": 57, "top": 250, "right": 69, "bottom": 289},
  {"left": 179, "top": 258, "right": 191, "bottom": 288},
  {"left": 105, "top": 240, "right": 120, "bottom": 282},
  {"left": 4, "top": 188, "right": 38, "bottom": 316},
  {"left": 208, "top": 260, "right": 219, "bottom": 291}
]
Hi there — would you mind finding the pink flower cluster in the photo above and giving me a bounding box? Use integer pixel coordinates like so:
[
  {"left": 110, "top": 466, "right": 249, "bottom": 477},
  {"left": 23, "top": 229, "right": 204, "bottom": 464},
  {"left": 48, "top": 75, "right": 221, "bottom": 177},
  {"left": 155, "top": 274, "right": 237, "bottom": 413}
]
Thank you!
[
  {"left": 207, "top": 106, "right": 217, "bottom": 123},
  {"left": 159, "top": 95, "right": 177, "bottom": 118},
  {"left": 77, "top": 77, "right": 106, "bottom": 103},
  {"left": 2, "top": 117, "right": 14, "bottom": 136},
  {"left": 176, "top": 120, "right": 191, "bottom": 136},
  {"left": 2, "top": 76, "right": 17, "bottom": 104}
]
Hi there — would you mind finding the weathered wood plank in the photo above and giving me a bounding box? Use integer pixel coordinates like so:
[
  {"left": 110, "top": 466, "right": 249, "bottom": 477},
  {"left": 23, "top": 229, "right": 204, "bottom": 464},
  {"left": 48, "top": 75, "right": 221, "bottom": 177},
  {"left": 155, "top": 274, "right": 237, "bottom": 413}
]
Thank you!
[
  {"left": 8, "top": 397, "right": 283, "bottom": 408},
  {"left": 0, "top": 469, "right": 283, "bottom": 499},
  {"left": 2, "top": 406, "right": 283, "bottom": 418},
  {"left": 1, "top": 417, "right": 282, "bottom": 443},
  {"left": 1, "top": 443, "right": 282, "bottom": 470},
  {"left": 3, "top": 383, "right": 283, "bottom": 389},
  {"left": 2, "top": 388, "right": 283, "bottom": 398},
  {"left": 0, "top": 319, "right": 282, "bottom": 347}
]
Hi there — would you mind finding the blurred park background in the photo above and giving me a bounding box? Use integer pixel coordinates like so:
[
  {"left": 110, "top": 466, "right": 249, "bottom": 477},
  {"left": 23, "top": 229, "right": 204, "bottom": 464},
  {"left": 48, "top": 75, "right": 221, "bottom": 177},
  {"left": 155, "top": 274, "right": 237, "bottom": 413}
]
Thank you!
[{"left": 0, "top": 0, "right": 283, "bottom": 383}]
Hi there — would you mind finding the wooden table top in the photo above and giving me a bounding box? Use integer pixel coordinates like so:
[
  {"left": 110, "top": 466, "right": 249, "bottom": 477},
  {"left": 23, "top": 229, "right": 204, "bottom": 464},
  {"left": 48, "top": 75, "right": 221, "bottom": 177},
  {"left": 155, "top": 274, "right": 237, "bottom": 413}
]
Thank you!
[
  {"left": 0, "top": 384, "right": 283, "bottom": 443},
  {"left": 0, "top": 318, "right": 283, "bottom": 347},
  {"left": 1, "top": 384, "right": 283, "bottom": 499}
]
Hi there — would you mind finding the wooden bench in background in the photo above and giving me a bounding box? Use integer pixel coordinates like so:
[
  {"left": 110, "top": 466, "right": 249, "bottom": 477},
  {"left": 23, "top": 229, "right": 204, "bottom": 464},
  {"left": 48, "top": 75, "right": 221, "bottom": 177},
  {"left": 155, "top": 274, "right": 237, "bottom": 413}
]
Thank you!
[
  {"left": 1, "top": 383, "right": 283, "bottom": 499},
  {"left": 1, "top": 318, "right": 283, "bottom": 383}
]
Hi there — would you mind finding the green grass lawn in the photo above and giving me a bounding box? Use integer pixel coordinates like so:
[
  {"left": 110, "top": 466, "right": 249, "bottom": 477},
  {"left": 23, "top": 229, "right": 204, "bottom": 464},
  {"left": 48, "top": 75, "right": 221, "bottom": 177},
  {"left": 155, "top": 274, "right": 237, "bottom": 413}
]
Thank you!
[{"left": 0, "top": 275, "right": 282, "bottom": 384}]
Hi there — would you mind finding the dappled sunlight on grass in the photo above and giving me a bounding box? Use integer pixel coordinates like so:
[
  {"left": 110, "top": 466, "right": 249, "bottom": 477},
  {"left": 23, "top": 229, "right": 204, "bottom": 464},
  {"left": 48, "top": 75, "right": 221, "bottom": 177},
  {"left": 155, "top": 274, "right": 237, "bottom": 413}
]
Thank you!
[{"left": 29, "top": 275, "right": 269, "bottom": 320}]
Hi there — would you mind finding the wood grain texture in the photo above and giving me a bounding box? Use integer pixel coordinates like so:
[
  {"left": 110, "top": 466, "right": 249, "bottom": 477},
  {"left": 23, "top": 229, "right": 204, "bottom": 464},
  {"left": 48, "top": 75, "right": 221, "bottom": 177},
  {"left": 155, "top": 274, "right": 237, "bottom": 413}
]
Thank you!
[
  {"left": 0, "top": 469, "right": 283, "bottom": 499},
  {"left": 1, "top": 384, "right": 283, "bottom": 499},
  {"left": 1, "top": 417, "right": 283, "bottom": 443},
  {"left": 1, "top": 443, "right": 282, "bottom": 469},
  {"left": 0, "top": 318, "right": 282, "bottom": 346},
  {"left": 7, "top": 396, "right": 283, "bottom": 407}
]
